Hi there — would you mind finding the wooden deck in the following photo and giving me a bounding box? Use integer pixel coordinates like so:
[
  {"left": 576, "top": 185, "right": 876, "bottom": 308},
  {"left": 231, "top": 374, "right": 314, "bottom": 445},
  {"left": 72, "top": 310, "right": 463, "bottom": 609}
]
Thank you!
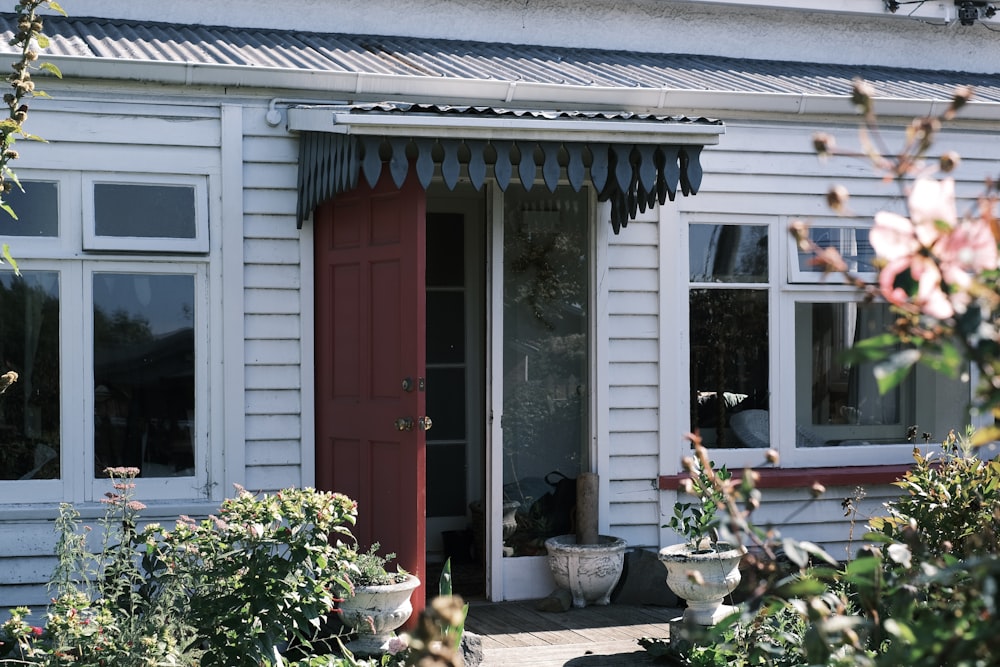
[{"left": 462, "top": 600, "right": 681, "bottom": 666}]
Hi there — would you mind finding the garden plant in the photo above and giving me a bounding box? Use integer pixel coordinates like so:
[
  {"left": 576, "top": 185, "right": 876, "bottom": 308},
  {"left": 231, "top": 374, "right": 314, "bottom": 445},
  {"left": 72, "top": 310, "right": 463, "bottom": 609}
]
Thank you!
[{"left": 0, "top": 467, "right": 470, "bottom": 667}]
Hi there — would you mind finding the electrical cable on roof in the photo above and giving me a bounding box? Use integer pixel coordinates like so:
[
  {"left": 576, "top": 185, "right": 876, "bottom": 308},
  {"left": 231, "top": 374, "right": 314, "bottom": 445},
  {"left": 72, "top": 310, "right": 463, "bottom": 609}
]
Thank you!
[{"left": 884, "top": 0, "right": 929, "bottom": 13}]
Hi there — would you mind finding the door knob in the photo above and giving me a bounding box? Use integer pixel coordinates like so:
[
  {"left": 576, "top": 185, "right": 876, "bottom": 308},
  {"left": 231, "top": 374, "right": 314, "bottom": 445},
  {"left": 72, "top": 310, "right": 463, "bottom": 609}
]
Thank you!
[{"left": 394, "top": 416, "right": 431, "bottom": 431}]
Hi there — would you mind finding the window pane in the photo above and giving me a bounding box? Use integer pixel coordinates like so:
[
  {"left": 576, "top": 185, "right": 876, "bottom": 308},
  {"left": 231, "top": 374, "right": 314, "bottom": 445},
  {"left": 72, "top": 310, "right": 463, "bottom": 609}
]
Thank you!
[
  {"left": 690, "top": 288, "right": 769, "bottom": 448},
  {"left": 502, "top": 185, "right": 589, "bottom": 555},
  {"left": 795, "top": 302, "right": 905, "bottom": 447},
  {"left": 689, "top": 224, "right": 768, "bottom": 283},
  {"left": 427, "top": 444, "right": 467, "bottom": 517},
  {"left": 426, "top": 291, "right": 465, "bottom": 364},
  {"left": 0, "top": 271, "right": 60, "bottom": 480},
  {"left": 795, "top": 227, "right": 876, "bottom": 278},
  {"left": 94, "top": 183, "right": 196, "bottom": 239},
  {"left": 93, "top": 273, "right": 195, "bottom": 477},
  {"left": 426, "top": 213, "right": 465, "bottom": 287},
  {"left": 0, "top": 181, "right": 58, "bottom": 237}
]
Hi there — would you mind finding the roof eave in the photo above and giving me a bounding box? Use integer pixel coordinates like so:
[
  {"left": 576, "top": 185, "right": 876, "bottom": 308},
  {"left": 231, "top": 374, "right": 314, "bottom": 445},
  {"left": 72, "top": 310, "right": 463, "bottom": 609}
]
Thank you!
[{"left": 30, "top": 55, "right": 1000, "bottom": 121}]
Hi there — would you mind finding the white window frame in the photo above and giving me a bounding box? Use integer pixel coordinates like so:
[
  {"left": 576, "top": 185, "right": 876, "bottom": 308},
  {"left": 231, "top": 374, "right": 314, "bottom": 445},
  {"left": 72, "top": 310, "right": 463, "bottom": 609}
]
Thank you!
[
  {"left": 681, "top": 213, "right": 778, "bottom": 471},
  {"left": 85, "top": 260, "right": 211, "bottom": 502},
  {"left": 680, "top": 212, "right": 973, "bottom": 471},
  {"left": 0, "top": 260, "right": 76, "bottom": 503},
  {"left": 0, "top": 169, "right": 216, "bottom": 505},
  {"left": 83, "top": 173, "right": 210, "bottom": 253},
  {"left": 0, "top": 170, "right": 81, "bottom": 257}
]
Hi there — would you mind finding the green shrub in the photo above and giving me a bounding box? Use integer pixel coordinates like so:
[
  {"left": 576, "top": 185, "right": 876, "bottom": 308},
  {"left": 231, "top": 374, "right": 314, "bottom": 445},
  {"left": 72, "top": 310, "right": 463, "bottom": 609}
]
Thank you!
[
  {"left": 0, "top": 470, "right": 362, "bottom": 667},
  {"left": 147, "top": 484, "right": 359, "bottom": 666},
  {"left": 869, "top": 428, "right": 1000, "bottom": 560}
]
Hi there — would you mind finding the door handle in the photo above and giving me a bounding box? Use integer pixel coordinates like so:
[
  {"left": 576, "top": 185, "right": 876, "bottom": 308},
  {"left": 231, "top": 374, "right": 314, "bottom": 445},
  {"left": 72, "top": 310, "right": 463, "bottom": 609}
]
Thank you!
[{"left": 394, "top": 416, "right": 432, "bottom": 431}]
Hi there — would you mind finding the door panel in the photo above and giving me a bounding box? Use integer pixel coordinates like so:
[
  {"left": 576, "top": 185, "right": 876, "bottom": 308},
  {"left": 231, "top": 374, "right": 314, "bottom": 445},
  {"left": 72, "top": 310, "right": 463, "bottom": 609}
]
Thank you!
[{"left": 315, "top": 176, "right": 427, "bottom": 609}]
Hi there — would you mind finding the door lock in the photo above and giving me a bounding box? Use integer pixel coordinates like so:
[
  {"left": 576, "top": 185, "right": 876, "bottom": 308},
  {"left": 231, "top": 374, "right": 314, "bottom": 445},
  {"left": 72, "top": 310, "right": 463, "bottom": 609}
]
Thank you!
[{"left": 394, "top": 417, "right": 414, "bottom": 431}]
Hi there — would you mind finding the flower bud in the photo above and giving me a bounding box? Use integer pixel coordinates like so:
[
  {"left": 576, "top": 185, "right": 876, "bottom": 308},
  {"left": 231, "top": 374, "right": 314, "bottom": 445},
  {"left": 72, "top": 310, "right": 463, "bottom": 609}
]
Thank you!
[
  {"left": 939, "top": 151, "right": 961, "bottom": 173},
  {"left": 812, "top": 132, "right": 835, "bottom": 157},
  {"left": 851, "top": 78, "right": 876, "bottom": 114},
  {"left": 826, "top": 185, "right": 850, "bottom": 213}
]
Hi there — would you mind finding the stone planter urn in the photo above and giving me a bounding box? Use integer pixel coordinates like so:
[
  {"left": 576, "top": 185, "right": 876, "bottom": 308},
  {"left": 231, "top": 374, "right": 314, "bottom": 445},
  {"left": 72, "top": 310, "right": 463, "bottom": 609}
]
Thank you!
[
  {"left": 339, "top": 574, "right": 421, "bottom": 655},
  {"left": 544, "top": 534, "right": 628, "bottom": 608},
  {"left": 658, "top": 542, "right": 745, "bottom": 625}
]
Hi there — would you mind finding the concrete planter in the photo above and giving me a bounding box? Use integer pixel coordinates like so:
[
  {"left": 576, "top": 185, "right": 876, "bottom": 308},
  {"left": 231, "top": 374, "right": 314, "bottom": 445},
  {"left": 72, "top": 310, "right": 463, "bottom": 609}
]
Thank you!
[
  {"left": 339, "top": 574, "right": 421, "bottom": 655},
  {"left": 544, "top": 534, "right": 628, "bottom": 608},
  {"left": 658, "top": 542, "right": 745, "bottom": 625}
]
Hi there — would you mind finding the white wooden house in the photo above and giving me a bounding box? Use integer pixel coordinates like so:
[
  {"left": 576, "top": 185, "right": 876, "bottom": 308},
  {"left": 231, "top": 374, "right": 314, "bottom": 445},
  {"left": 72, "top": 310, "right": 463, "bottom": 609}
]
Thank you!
[{"left": 1, "top": 0, "right": 999, "bottom": 609}]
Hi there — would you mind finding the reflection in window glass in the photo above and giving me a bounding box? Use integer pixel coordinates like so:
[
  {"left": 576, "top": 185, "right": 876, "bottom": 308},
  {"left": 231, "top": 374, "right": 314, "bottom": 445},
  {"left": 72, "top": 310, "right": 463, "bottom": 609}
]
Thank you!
[
  {"left": 0, "top": 181, "right": 59, "bottom": 237},
  {"left": 795, "top": 227, "right": 876, "bottom": 277},
  {"left": 0, "top": 272, "right": 60, "bottom": 480},
  {"left": 502, "top": 185, "right": 589, "bottom": 555},
  {"left": 690, "top": 289, "right": 769, "bottom": 448},
  {"left": 689, "top": 224, "right": 768, "bottom": 283},
  {"left": 94, "top": 183, "right": 196, "bottom": 239},
  {"left": 795, "top": 302, "right": 905, "bottom": 447},
  {"left": 93, "top": 273, "right": 194, "bottom": 477}
]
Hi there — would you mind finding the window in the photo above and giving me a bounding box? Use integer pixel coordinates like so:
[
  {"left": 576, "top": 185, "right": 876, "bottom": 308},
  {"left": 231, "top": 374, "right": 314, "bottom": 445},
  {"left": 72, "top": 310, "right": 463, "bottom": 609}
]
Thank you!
[
  {"left": 686, "top": 215, "right": 970, "bottom": 467},
  {"left": 83, "top": 174, "right": 209, "bottom": 252},
  {"left": 689, "top": 222, "right": 769, "bottom": 449},
  {"left": 0, "top": 173, "right": 211, "bottom": 503}
]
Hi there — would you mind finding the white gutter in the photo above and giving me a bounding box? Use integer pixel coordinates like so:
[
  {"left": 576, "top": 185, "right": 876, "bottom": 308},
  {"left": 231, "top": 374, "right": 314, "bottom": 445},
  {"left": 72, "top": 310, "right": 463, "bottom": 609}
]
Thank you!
[
  {"left": 34, "top": 54, "right": 1000, "bottom": 123},
  {"left": 285, "top": 107, "right": 725, "bottom": 144}
]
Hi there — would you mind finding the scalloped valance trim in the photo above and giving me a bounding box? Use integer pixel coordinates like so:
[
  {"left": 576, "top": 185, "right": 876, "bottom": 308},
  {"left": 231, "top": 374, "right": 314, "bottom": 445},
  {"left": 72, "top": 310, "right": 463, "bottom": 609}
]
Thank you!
[{"left": 297, "top": 132, "right": 706, "bottom": 233}]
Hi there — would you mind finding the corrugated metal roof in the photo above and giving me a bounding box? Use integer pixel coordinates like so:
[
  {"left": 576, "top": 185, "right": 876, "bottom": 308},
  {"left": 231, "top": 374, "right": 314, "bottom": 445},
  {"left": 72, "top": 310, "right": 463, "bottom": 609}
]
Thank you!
[
  {"left": 339, "top": 102, "right": 721, "bottom": 125},
  {"left": 2, "top": 13, "right": 999, "bottom": 103}
]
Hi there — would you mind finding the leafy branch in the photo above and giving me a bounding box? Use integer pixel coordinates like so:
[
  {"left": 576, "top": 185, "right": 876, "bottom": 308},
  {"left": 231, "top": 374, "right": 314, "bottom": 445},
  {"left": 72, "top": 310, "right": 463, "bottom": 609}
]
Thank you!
[{"left": 0, "top": 0, "right": 65, "bottom": 271}]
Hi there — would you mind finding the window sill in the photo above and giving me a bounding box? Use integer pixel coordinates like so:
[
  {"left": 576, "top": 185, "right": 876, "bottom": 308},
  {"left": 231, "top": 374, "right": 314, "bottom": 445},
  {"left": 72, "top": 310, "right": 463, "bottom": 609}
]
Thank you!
[{"left": 659, "top": 464, "right": 912, "bottom": 490}]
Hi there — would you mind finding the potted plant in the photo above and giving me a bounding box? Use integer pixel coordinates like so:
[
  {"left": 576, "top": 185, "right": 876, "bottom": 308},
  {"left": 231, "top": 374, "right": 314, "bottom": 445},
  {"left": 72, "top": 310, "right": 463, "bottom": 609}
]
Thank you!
[
  {"left": 658, "top": 436, "right": 746, "bottom": 626},
  {"left": 337, "top": 543, "right": 421, "bottom": 656}
]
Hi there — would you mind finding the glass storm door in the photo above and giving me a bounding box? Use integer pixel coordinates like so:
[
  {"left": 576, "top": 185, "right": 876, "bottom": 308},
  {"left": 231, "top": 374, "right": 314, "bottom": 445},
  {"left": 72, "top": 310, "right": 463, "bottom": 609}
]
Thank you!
[{"left": 498, "top": 184, "right": 591, "bottom": 598}]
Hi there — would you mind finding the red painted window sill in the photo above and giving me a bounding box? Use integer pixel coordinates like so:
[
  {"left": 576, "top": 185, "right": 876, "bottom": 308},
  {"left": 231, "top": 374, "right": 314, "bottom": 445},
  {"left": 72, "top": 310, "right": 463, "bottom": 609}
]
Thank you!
[{"left": 658, "top": 464, "right": 912, "bottom": 490}]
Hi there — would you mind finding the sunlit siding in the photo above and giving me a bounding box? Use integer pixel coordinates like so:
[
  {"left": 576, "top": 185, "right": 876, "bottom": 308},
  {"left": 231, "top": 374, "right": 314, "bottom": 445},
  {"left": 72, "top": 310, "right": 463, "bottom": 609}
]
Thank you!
[
  {"left": 241, "top": 105, "right": 307, "bottom": 492},
  {"left": 606, "top": 214, "right": 663, "bottom": 549}
]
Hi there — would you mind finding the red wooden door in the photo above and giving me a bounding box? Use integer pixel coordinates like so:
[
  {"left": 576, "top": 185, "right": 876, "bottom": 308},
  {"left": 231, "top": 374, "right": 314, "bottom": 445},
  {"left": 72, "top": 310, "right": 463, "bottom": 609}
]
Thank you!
[{"left": 314, "top": 176, "right": 426, "bottom": 609}]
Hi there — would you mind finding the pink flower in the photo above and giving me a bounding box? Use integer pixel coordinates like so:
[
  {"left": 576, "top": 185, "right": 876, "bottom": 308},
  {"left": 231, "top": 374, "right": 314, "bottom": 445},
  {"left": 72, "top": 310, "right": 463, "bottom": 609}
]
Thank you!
[
  {"left": 908, "top": 177, "right": 956, "bottom": 245},
  {"left": 386, "top": 636, "right": 408, "bottom": 655},
  {"left": 871, "top": 177, "right": 999, "bottom": 319},
  {"left": 871, "top": 211, "right": 920, "bottom": 262},
  {"left": 937, "top": 217, "right": 998, "bottom": 275},
  {"left": 31, "top": 626, "right": 43, "bottom": 637}
]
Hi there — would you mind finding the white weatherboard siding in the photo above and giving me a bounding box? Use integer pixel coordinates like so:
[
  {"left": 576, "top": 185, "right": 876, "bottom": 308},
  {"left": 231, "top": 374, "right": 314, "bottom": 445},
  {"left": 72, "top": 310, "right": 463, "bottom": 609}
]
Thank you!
[
  {"left": 240, "top": 103, "right": 309, "bottom": 493},
  {"left": 606, "top": 214, "right": 663, "bottom": 550}
]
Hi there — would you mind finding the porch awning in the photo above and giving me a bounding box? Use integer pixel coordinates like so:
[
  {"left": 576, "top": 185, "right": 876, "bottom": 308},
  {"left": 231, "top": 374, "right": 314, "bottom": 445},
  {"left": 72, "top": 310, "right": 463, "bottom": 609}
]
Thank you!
[{"left": 289, "top": 104, "right": 725, "bottom": 233}]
